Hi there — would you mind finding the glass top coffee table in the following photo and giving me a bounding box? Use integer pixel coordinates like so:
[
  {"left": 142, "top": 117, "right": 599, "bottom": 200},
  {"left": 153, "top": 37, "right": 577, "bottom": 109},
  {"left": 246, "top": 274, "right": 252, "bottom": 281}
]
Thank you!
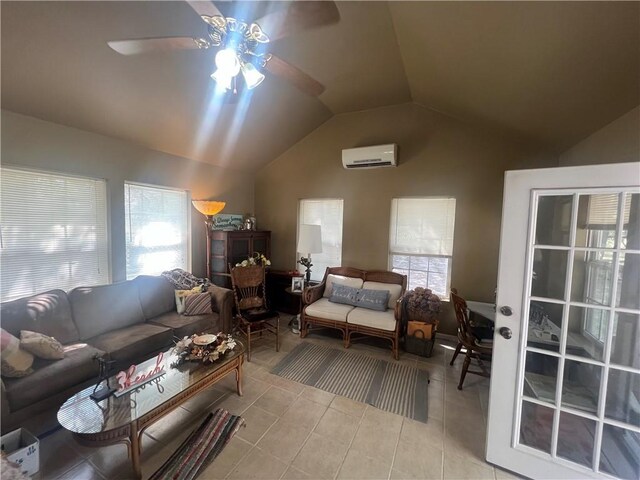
[{"left": 57, "top": 341, "right": 245, "bottom": 479}]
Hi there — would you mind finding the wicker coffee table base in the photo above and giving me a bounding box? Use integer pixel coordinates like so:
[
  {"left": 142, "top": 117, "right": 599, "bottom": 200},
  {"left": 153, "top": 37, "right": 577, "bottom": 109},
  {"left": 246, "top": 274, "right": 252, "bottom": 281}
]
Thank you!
[{"left": 71, "top": 353, "right": 244, "bottom": 479}]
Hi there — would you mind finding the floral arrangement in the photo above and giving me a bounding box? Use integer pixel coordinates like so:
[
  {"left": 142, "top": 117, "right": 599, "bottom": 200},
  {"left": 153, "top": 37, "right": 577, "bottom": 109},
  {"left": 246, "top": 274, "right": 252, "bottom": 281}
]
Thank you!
[
  {"left": 402, "top": 287, "right": 441, "bottom": 323},
  {"left": 235, "top": 251, "right": 271, "bottom": 267},
  {"left": 172, "top": 332, "right": 237, "bottom": 365}
]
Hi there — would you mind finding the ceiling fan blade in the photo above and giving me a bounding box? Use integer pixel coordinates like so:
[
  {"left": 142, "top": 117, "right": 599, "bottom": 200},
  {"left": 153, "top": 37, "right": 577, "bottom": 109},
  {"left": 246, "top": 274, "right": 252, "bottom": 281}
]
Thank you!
[
  {"left": 256, "top": 1, "right": 340, "bottom": 42},
  {"left": 108, "top": 37, "right": 204, "bottom": 56},
  {"left": 265, "top": 54, "right": 325, "bottom": 97},
  {"left": 185, "top": 0, "right": 223, "bottom": 20}
]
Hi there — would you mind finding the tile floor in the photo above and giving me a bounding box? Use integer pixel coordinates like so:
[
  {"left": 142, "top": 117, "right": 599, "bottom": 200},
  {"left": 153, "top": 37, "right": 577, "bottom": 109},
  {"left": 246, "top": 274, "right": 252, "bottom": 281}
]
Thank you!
[{"left": 36, "top": 328, "right": 522, "bottom": 480}]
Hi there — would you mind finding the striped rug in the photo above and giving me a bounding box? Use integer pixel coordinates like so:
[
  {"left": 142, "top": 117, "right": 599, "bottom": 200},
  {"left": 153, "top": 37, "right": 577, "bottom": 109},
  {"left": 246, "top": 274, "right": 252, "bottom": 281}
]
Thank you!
[
  {"left": 272, "top": 343, "right": 430, "bottom": 422},
  {"left": 149, "top": 408, "right": 244, "bottom": 480}
]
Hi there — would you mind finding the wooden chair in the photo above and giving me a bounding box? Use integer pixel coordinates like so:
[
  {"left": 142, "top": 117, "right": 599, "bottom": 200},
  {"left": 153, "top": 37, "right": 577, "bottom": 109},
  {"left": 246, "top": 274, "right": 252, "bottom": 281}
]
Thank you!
[
  {"left": 229, "top": 265, "right": 279, "bottom": 362},
  {"left": 450, "top": 289, "right": 492, "bottom": 390}
]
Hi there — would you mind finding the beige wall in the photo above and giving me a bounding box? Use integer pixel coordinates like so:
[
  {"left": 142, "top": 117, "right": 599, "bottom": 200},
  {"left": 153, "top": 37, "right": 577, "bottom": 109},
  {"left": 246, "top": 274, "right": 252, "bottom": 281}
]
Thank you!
[
  {"left": 1, "top": 110, "right": 254, "bottom": 282},
  {"left": 559, "top": 106, "right": 639, "bottom": 166},
  {"left": 255, "top": 103, "right": 556, "bottom": 335}
]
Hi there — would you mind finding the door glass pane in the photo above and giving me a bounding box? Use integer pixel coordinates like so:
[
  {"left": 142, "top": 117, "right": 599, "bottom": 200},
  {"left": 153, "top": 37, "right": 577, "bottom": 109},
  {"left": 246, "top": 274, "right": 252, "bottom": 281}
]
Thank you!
[
  {"left": 531, "top": 249, "right": 567, "bottom": 300},
  {"left": 528, "top": 301, "right": 563, "bottom": 353},
  {"left": 620, "top": 192, "right": 639, "bottom": 250},
  {"left": 520, "top": 400, "right": 554, "bottom": 454},
  {"left": 561, "top": 360, "right": 600, "bottom": 414},
  {"left": 600, "top": 424, "right": 640, "bottom": 480},
  {"left": 557, "top": 412, "right": 596, "bottom": 468},
  {"left": 617, "top": 253, "right": 640, "bottom": 310},
  {"left": 610, "top": 313, "right": 640, "bottom": 369},
  {"left": 604, "top": 368, "right": 640, "bottom": 426},
  {"left": 571, "top": 250, "right": 615, "bottom": 306},
  {"left": 567, "top": 306, "right": 608, "bottom": 361},
  {"left": 523, "top": 352, "right": 558, "bottom": 405},
  {"left": 535, "top": 195, "right": 572, "bottom": 246},
  {"left": 575, "top": 194, "right": 619, "bottom": 248}
]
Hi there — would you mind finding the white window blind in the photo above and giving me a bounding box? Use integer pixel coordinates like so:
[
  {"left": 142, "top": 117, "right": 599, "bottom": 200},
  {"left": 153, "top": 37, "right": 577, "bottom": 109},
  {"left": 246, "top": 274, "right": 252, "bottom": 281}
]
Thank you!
[
  {"left": 0, "top": 167, "right": 109, "bottom": 302},
  {"left": 298, "top": 199, "right": 343, "bottom": 282},
  {"left": 389, "top": 197, "right": 456, "bottom": 298},
  {"left": 585, "top": 193, "right": 631, "bottom": 228},
  {"left": 125, "top": 182, "right": 190, "bottom": 280}
]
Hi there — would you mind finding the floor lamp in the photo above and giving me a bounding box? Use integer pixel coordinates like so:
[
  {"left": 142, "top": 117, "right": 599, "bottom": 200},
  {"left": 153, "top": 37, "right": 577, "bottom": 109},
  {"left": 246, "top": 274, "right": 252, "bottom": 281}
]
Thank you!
[
  {"left": 192, "top": 200, "right": 226, "bottom": 277},
  {"left": 297, "top": 224, "right": 323, "bottom": 285}
]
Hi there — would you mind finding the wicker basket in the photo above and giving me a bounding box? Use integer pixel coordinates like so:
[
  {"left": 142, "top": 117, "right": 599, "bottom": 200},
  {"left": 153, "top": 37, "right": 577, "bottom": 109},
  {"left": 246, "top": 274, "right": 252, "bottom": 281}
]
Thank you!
[{"left": 404, "top": 319, "right": 438, "bottom": 357}]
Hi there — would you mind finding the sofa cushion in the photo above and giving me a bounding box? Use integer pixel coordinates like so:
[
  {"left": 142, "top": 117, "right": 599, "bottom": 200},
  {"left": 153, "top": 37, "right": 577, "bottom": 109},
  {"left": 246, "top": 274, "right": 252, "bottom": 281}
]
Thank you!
[
  {"left": 20, "top": 330, "right": 65, "bottom": 360},
  {"left": 323, "top": 275, "right": 364, "bottom": 299},
  {"left": 3, "top": 343, "right": 104, "bottom": 410},
  {"left": 148, "top": 311, "right": 219, "bottom": 338},
  {"left": 0, "top": 289, "right": 80, "bottom": 344},
  {"left": 133, "top": 275, "right": 176, "bottom": 320},
  {"left": 0, "top": 329, "right": 34, "bottom": 378},
  {"left": 305, "top": 298, "right": 354, "bottom": 322},
  {"left": 184, "top": 293, "right": 213, "bottom": 316},
  {"left": 356, "top": 288, "right": 390, "bottom": 312},
  {"left": 329, "top": 284, "right": 359, "bottom": 307},
  {"left": 88, "top": 323, "right": 173, "bottom": 367},
  {"left": 69, "top": 281, "right": 145, "bottom": 340},
  {"left": 346, "top": 307, "right": 397, "bottom": 332},
  {"left": 362, "top": 281, "right": 403, "bottom": 309}
]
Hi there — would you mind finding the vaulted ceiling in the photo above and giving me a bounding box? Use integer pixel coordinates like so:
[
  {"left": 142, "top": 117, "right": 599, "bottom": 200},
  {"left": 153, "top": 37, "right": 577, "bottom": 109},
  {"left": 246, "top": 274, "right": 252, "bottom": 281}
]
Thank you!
[{"left": 2, "top": 1, "right": 638, "bottom": 170}]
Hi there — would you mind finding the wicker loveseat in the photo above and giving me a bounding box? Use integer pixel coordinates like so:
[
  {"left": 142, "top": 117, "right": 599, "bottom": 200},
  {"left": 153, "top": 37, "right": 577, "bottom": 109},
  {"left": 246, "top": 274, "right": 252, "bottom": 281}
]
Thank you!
[{"left": 301, "top": 267, "right": 407, "bottom": 359}]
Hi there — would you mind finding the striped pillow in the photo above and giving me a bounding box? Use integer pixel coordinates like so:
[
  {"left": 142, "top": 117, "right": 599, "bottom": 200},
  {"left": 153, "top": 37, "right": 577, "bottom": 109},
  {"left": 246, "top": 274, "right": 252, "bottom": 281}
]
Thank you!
[{"left": 183, "top": 293, "right": 213, "bottom": 316}]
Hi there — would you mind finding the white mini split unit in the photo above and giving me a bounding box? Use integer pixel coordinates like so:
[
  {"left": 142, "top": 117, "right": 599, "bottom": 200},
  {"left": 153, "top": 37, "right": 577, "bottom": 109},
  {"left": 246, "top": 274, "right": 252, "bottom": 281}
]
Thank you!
[{"left": 342, "top": 143, "right": 397, "bottom": 169}]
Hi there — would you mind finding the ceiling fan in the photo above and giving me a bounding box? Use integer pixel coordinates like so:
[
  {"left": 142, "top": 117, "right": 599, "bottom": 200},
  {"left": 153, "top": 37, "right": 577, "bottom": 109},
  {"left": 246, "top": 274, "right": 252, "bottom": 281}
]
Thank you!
[{"left": 107, "top": 1, "right": 339, "bottom": 97}]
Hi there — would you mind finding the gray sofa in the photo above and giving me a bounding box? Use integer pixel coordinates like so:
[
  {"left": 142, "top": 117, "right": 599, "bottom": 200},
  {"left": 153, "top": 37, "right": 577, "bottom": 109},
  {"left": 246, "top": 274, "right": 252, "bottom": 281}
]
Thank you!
[{"left": 0, "top": 275, "right": 233, "bottom": 435}]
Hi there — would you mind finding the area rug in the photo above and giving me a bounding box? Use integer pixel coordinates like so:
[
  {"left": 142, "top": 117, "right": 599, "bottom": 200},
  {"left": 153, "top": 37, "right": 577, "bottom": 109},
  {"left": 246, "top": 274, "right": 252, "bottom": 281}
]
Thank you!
[
  {"left": 149, "top": 408, "right": 244, "bottom": 480},
  {"left": 272, "top": 342, "right": 430, "bottom": 422}
]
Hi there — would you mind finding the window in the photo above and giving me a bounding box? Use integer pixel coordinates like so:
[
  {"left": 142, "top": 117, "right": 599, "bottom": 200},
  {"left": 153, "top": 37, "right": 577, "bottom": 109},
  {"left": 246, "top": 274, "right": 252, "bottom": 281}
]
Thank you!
[
  {"left": 125, "top": 182, "right": 190, "bottom": 279},
  {"left": 298, "top": 199, "right": 343, "bottom": 282},
  {"left": 0, "top": 167, "right": 109, "bottom": 302},
  {"left": 389, "top": 197, "right": 456, "bottom": 298}
]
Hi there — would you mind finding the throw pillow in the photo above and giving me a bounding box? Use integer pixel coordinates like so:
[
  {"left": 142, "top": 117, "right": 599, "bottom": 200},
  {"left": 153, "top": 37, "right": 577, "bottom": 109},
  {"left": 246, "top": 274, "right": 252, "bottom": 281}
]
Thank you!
[
  {"left": 329, "top": 284, "right": 359, "bottom": 307},
  {"left": 0, "top": 329, "right": 34, "bottom": 378},
  {"left": 175, "top": 286, "right": 203, "bottom": 314},
  {"left": 20, "top": 330, "right": 65, "bottom": 360},
  {"left": 183, "top": 293, "right": 213, "bottom": 316},
  {"left": 356, "top": 288, "right": 390, "bottom": 312}
]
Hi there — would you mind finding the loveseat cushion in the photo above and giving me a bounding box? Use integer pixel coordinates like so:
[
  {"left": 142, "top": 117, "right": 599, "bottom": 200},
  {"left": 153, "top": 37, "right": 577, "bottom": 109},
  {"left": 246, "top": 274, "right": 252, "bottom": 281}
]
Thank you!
[
  {"left": 2, "top": 343, "right": 104, "bottom": 410},
  {"left": 347, "top": 307, "right": 397, "bottom": 332},
  {"left": 148, "top": 311, "right": 219, "bottom": 338},
  {"left": 323, "top": 275, "right": 364, "bottom": 299},
  {"left": 362, "top": 281, "right": 403, "bottom": 309},
  {"left": 133, "top": 275, "right": 176, "bottom": 320},
  {"left": 305, "top": 298, "right": 354, "bottom": 322},
  {"left": 69, "top": 282, "right": 145, "bottom": 340},
  {"left": 88, "top": 323, "right": 173, "bottom": 366},
  {"left": 0, "top": 290, "right": 80, "bottom": 344}
]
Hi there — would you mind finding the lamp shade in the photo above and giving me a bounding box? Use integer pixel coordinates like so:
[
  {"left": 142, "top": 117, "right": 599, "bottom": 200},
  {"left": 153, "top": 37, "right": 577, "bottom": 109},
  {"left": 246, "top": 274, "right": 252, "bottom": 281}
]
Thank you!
[
  {"left": 297, "top": 224, "right": 323, "bottom": 254},
  {"left": 192, "top": 200, "right": 226, "bottom": 217}
]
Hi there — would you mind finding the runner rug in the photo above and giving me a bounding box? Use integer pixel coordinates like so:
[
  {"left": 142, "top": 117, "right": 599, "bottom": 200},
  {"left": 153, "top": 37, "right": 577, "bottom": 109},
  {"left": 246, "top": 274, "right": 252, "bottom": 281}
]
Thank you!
[
  {"left": 149, "top": 408, "right": 244, "bottom": 480},
  {"left": 272, "top": 342, "right": 430, "bottom": 422}
]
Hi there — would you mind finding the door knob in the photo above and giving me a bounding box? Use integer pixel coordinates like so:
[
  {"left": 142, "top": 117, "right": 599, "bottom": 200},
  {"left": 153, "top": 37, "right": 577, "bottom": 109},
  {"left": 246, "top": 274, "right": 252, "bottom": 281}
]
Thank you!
[
  {"left": 499, "top": 327, "right": 512, "bottom": 339},
  {"left": 500, "top": 306, "right": 513, "bottom": 316}
]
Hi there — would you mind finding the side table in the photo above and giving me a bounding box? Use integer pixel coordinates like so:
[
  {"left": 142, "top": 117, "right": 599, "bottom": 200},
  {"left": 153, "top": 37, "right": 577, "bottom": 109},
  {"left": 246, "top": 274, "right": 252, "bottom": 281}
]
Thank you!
[{"left": 285, "top": 287, "right": 303, "bottom": 335}]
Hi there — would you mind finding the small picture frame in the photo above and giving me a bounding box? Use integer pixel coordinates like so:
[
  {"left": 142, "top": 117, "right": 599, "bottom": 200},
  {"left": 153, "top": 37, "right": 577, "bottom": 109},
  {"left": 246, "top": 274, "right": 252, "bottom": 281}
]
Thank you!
[{"left": 291, "top": 276, "right": 304, "bottom": 293}]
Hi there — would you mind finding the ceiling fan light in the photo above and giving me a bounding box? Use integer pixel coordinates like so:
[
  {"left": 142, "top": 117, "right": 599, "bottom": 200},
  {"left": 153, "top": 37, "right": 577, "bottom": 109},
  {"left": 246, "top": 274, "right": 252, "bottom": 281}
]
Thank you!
[
  {"left": 241, "top": 62, "right": 265, "bottom": 90},
  {"left": 215, "top": 48, "right": 240, "bottom": 77},
  {"left": 211, "top": 69, "right": 233, "bottom": 90}
]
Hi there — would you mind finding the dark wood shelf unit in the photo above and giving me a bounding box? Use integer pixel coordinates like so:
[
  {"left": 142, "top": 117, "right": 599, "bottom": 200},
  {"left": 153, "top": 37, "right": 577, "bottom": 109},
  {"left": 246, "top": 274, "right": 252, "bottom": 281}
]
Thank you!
[{"left": 208, "top": 230, "right": 271, "bottom": 288}]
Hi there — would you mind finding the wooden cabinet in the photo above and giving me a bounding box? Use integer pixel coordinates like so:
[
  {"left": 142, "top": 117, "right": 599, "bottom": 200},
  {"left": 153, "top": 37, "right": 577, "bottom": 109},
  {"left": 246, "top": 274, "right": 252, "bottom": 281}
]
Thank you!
[{"left": 208, "top": 230, "right": 271, "bottom": 288}]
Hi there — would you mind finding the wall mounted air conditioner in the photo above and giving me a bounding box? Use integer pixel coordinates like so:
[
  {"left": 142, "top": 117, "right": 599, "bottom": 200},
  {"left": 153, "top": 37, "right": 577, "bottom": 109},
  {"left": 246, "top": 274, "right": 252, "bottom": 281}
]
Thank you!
[{"left": 342, "top": 143, "right": 397, "bottom": 169}]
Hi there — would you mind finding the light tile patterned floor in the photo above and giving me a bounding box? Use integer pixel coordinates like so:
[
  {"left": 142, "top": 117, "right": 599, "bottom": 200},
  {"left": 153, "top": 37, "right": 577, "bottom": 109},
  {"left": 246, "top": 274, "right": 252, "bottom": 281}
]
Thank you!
[{"left": 37, "top": 328, "right": 523, "bottom": 480}]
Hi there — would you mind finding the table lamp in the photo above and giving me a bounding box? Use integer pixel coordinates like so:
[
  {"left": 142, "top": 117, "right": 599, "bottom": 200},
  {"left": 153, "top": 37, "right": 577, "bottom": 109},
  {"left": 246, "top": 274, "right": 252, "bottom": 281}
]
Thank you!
[{"left": 297, "top": 224, "right": 322, "bottom": 285}]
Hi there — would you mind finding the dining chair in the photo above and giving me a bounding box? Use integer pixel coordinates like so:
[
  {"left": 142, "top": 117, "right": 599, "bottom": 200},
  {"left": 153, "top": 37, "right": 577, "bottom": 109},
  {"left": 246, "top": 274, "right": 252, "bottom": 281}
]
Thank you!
[
  {"left": 229, "top": 264, "right": 280, "bottom": 362},
  {"left": 450, "top": 288, "right": 493, "bottom": 390}
]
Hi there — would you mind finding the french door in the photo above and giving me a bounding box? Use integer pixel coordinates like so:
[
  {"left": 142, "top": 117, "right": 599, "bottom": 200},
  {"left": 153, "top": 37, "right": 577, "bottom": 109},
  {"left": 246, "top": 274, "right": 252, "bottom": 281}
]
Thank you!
[{"left": 487, "top": 162, "right": 640, "bottom": 479}]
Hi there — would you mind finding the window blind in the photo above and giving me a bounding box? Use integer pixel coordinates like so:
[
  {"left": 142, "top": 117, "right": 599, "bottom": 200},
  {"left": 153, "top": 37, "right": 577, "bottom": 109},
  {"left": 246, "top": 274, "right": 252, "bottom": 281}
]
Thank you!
[
  {"left": 0, "top": 167, "right": 109, "bottom": 302},
  {"left": 586, "top": 193, "right": 632, "bottom": 228},
  {"left": 389, "top": 197, "right": 456, "bottom": 256},
  {"left": 298, "top": 199, "right": 343, "bottom": 281},
  {"left": 124, "top": 182, "right": 189, "bottom": 279}
]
